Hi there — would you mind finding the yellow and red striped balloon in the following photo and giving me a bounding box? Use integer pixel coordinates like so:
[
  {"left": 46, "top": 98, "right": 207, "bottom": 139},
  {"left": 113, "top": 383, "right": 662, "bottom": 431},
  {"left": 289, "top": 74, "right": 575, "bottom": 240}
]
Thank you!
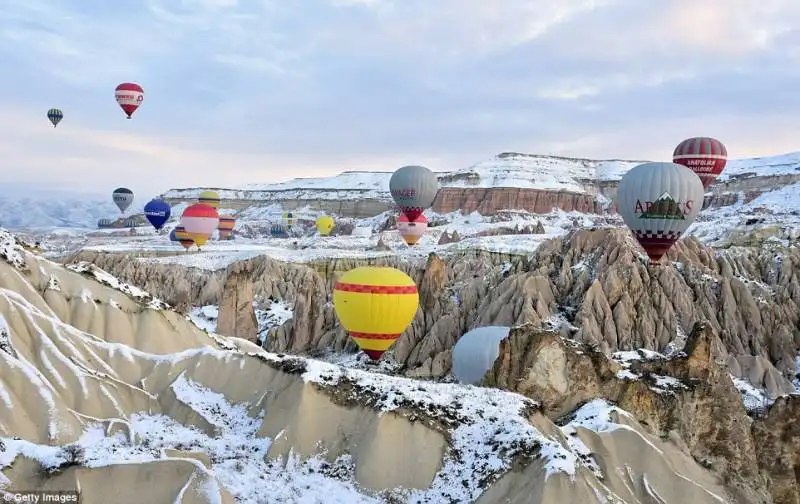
[
  {"left": 218, "top": 215, "right": 236, "bottom": 240},
  {"left": 174, "top": 226, "right": 194, "bottom": 250},
  {"left": 333, "top": 266, "right": 419, "bottom": 360}
]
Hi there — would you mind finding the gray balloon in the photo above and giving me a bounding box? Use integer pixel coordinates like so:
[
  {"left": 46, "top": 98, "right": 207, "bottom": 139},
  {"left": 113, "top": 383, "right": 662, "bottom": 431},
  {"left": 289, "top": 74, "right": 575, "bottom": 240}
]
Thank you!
[
  {"left": 389, "top": 165, "right": 439, "bottom": 221},
  {"left": 112, "top": 187, "right": 134, "bottom": 213},
  {"left": 616, "top": 162, "right": 704, "bottom": 264}
]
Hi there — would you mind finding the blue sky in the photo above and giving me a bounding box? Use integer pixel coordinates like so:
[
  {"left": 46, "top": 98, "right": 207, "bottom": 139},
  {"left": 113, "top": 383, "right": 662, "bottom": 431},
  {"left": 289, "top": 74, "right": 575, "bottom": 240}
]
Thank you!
[{"left": 1, "top": 0, "right": 800, "bottom": 199}]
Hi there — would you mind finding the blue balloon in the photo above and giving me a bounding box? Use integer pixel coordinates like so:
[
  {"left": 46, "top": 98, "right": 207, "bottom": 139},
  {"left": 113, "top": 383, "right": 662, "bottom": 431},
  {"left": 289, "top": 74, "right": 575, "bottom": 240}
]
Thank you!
[
  {"left": 144, "top": 199, "right": 171, "bottom": 230},
  {"left": 169, "top": 228, "right": 178, "bottom": 241}
]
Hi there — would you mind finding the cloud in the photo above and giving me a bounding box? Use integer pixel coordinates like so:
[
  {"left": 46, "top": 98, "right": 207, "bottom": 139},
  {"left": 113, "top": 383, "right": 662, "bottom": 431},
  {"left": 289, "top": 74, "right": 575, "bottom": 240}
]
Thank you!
[{"left": 1, "top": 0, "right": 799, "bottom": 196}]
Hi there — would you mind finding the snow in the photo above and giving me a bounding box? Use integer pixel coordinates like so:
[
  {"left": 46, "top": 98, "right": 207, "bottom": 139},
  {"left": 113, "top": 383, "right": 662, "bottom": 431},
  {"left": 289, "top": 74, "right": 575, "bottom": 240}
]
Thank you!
[
  {"left": 731, "top": 376, "right": 774, "bottom": 413},
  {"left": 69, "top": 208, "right": 585, "bottom": 272},
  {"left": 286, "top": 354, "right": 578, "bottom": 502},
  {"left": 189, "top": 305, "right": 219, "bottom": 333},
  {"left": 442, "top": 153, "right": 643, "bottom": 191},
  {"left": 451, "top": 326, "right": 511, "bottom": 385},
  {"left": 255, "top": 300, "right": 294, "bottom": 344},
  {"left": 160, "top": 151, "right": 800, "bottom": 208},
  {"left": 64, "top": 262, "right": 169, "bottom": 309},
  {"left": 164, "top": 171, "right": 396, "bottom": 202},
  {"left": 0, "top": 374, "right": 374, "bottom": 504},
  {"left": 0, "top": 230, "right": 27, "bottom": 270}
]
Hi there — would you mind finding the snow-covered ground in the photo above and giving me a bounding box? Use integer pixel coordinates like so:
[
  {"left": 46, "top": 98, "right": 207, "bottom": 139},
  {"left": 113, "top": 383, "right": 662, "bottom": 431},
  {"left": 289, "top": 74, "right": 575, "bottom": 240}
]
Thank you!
[
  {"left": 46, "top": 179, "right": 797, "bottom": 273},
  {"left": 52, "top": 209, "right": 584, "bottom": 271}
]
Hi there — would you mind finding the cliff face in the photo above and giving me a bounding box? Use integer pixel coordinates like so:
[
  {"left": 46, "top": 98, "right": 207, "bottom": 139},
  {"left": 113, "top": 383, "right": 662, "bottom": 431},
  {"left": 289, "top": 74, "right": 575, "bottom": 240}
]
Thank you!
[{"left": 161, "top": 154, "right": 800, "bottom": 218}]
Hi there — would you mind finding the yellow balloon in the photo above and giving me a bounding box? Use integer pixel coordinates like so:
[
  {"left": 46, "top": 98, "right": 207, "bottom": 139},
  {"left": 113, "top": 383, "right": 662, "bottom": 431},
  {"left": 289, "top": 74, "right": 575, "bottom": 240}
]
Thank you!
[
  {"left": 198, "top": 190, "right": 221, "bottom": 209},
  {"left": 316, "top": 215, "right": 335, "bottom": 236},
  {"left": 333, "top": 266, "right": 419, "bottom": 360},
  {"left": 188, "top": 233, "right": 210, "bottom": 248},
  {"left": 282, "top": 211, "right": 296, "bottom": 227}
]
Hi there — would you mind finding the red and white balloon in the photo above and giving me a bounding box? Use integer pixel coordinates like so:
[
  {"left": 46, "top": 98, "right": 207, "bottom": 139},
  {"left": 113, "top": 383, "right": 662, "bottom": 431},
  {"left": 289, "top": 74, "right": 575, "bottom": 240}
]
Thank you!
[
  {"left": 397, "top": 213, "right": 427, "bottom": 246},
  {"left": 115, "top": 82, "right": 144, "bottom": 119}
]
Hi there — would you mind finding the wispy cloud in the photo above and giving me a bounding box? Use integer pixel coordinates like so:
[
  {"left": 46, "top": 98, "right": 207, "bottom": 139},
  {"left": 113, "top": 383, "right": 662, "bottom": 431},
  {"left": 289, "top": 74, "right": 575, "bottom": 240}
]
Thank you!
[{"left": 1, "top": 0, "right": 799, "bottom": 196}]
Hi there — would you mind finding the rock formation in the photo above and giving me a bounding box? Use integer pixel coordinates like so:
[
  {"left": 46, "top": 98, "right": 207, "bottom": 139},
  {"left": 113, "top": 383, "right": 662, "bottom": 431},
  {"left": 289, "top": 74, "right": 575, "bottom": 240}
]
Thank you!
[
  {"left": 484, "top": 322, "right": 798, "bottom": 504},
  {"left": 215, "top": 262, "right": 258, "bottom": 343},
  {"left": 65, "top": 227, "right": 800, "bottom": 396},
  {"left": 3, "top": 229, "right": 761, "bottom": 503}
]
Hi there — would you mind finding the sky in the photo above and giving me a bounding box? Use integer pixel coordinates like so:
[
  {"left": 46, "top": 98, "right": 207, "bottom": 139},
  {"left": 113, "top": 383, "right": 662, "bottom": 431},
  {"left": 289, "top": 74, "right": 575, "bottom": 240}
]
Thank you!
[{"left": 1, "top": 0, "right": 800, "bottom": 199}]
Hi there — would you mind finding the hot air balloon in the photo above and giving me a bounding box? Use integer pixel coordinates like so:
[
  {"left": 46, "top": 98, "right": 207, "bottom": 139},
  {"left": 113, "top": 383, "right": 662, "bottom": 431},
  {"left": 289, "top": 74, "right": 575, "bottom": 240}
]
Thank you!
[
  {"left": 389, "top": 165, "right": 439, "bottom": 222},
  {"left": 218, "top": 216, "right": 236, "bottom": 240},
  {"left": 115, "top": 82, "right": 144, "bottom": 119},
  {"left": 144, "top": 199, "right": 171, "bottom": 230},
  {"left": 397, "top": 213, "right": 427, "bottom": 246},
  {"left": 452, "top": 326, "right": 511, "bottom": 385},
  {"left": 282, "top": 211, "right": 296, "bottom": 229},
  {"left": 112, "top": 188, "right": 134, "bottom": 214},
  {"left": 315, "top": 215, "right": 335, "bottom": 236},
  {"left": 333, "top": 266, "right": 419, "bottom": 361},
  {"left": 172, "top": 226, "right": 194, "bottom": 250},
  {"left": 672, "top": 137, "right": 727, "bottom": 189},
  {"left": 617, "top": 162, "right": 704, "bottom": 264},
  {"left": 198, "top": 190, "right": 221, "bottom": 209},
  {"left": 180, "top": 203, "right": 219, "bottom": 249},
  {"left": 47, "top": 109, "right": 63, "bottom": 127},
  {"left": 270, "top": 224, "right": 287, "bottom": 238}
]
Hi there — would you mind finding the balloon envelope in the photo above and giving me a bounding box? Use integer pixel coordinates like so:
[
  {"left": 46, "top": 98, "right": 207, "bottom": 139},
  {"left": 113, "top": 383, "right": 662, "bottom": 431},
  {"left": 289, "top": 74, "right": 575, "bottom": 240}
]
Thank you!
[
  {"left": 333, "top": 266, "right": 419, "bottom": 360},
  {"left": 217, "top": 216, "right": 236, "bottom": 240},
  {"left": 672, "top": 137, "right": 727, "bottom": 189},
  {"left": 397, "top": 213, "right": 427, "bottom": 245},
  {"left": 198, "top": 190, "right": 221, "bottom": 209},
  {"left": 112, "top": 188, "right": 134, "bottom": 213},
  {"left": 173, "top": 226, "right": 194, "bottom": 249},
  {"left": 144, "top": 199, "right": 171, "bottom": 230},
  {"left": 389, "top": 165, "right": 439, "bottom": 221},
  {"left": 617, "top": 162, "right": 704, "bottom": 264},
  {"left": 180, "top": 203, "right": 219, "bottom": 248},
  {"left": 47, "top": 108, "right": 63, "bottom": 127},
  {"left": 452, "top": 326, "right": 511, "bottom": 385},
  {"left": 316, "top": 215, "right": 334, "bottom": 236},
  {"left": 115, "top": 82, "right": 144, "bottom": 119},
  {"left": 282, "top": 211, "right": 296, "bottom": 228}
]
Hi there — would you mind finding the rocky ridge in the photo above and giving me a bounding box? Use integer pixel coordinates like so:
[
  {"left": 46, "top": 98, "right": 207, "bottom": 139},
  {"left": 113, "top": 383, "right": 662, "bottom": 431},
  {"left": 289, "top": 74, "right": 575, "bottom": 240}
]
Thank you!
[
  {"left": 483, "top": 321, "right": 800, "bottom": 504},
  {"left": 65, "top": 228, "right": 800, "bottom": 398}
]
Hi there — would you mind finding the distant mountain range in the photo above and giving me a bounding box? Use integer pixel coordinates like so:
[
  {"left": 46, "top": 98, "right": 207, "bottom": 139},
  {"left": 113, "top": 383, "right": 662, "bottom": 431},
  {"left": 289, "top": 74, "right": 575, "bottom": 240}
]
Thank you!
[{"left": 3, "top": 151, "right": 800, "bottom": 229}]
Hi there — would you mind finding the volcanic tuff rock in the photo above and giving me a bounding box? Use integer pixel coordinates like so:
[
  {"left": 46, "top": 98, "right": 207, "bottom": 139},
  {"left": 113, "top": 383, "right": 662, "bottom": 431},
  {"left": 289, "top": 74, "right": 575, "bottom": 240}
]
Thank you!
[
  {"left": 65, "top": 228, "right": 800, "bottom": 393},
  {"left": 483, "top": 322, "right": 800, "bottom": 504},
  {"left": 2, "top": 235, "right": 755, "bottom": 504},
  {"left": 162, "top": 154, "right": 800, "bottom": 218},
  {"left": 215, "top": 262, "right": 258, "bottom": 343}
]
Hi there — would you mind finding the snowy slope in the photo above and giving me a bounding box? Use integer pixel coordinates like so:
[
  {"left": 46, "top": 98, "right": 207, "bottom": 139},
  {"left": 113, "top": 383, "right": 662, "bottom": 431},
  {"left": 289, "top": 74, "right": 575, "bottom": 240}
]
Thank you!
[
  {"left": 1, "top": 231, "right": 738, "bottom": 503},
  {"left": 0, "top": 195, "right": 131, "bottom": 229}
]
